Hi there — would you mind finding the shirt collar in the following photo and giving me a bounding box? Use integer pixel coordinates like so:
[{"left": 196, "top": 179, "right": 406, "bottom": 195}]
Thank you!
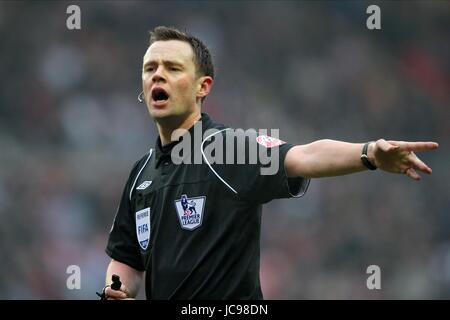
[{"left": 154, "top": 113, "right": 214, "bottom": 168}]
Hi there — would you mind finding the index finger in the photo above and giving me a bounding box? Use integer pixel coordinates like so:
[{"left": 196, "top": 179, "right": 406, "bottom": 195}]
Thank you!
[{"left": 388, "top": 141, "right": 439, "bottom": 152}]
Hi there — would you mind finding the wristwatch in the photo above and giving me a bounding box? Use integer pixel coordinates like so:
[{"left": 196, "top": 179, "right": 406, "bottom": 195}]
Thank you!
[{"left": 361, "top": 142, "right": 377, "bottom": 170}]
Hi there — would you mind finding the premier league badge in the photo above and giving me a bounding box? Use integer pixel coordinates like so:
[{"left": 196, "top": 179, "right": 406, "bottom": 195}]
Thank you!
[{"left": 174, "top": 194, "right": 206, "bottom": 231}]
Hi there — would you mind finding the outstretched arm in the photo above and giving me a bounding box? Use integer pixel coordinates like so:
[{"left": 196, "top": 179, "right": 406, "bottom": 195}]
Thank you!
[{"left": 285, "top": 139, "right": 438, "bottom": 180}]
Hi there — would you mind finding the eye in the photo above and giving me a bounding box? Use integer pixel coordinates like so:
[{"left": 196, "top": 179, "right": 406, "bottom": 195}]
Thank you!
[
  {"left": 169, "top": 67, "right": 180, "bottom": 71},
  {"left": 145, "top": 67, "right": 155, "bottom": 72}
]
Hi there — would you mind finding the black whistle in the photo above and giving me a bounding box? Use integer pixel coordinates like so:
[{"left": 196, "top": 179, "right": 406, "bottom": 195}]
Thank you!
[{"left": 111, "top": 274, "right": 122, "bottom": 290}]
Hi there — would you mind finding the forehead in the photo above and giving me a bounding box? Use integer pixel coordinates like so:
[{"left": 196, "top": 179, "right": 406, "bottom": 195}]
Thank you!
[{"left": 143, "top": 40, "right": 194, "bottom": 65}]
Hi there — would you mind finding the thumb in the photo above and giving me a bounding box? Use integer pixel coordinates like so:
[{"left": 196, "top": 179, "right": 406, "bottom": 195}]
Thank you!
[{"left": 120, "top": 284, "right": 131, "bottom": 296}]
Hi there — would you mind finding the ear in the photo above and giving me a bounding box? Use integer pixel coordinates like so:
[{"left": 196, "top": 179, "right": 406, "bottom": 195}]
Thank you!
[{"left": 196, "top": 76, "right": 214, "bottom": 100}]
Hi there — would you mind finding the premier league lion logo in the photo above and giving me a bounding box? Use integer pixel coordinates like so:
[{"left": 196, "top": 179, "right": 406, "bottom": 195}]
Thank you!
[
  {"left": 181, "top": 195, "right": 197, "bottom": 215},
  {"left": 175, "top": 194, "right": 205, "bottom": 230}
]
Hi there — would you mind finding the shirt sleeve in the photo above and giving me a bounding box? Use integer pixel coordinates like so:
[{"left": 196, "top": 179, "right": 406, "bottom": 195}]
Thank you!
[
  {"left": 209, "top": 131, "right": 310, "bottom": 204},
  {"left": 105, "top": 158, "right": 146, "bottom": 271}
]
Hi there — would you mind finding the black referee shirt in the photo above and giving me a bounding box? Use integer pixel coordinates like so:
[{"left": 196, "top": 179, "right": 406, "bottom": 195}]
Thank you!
[{"left": 106, "top": 113, "right": 310, "bottom": 299}]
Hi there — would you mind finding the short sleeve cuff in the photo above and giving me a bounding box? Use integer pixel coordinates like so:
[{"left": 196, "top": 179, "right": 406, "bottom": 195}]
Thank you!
[
  {"left": 105, "top": 247, "right": 145, "bottom": 272},
  {"left": 286, "top": 176, "right": 310, "bottom": 198}
]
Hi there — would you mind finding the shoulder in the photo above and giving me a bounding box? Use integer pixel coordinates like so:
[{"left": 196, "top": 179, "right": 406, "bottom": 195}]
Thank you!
[
  {"left": 204, "top": 116, "right": 248, "bottom": 140},
  {"left": 200, "top": 115, "right": 232, "bottom": 146}
]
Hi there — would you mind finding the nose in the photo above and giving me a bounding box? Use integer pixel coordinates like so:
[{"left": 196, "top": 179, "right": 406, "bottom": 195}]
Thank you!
[{"left": 151, "top": 65, "right": 166, "bottom": 83}]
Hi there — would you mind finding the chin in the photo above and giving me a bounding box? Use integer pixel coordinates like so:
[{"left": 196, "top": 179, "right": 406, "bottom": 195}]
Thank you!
[
  {"left": 149, "top": 109, "right": 185, "bottom": 126},
  {"left": 149, "top": 107, "right": 172, "bottom": 119}
]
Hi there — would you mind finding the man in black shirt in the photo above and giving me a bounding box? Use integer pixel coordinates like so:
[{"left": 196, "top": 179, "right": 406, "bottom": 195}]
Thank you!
[{"left": 103, "top": 26, "right": 438, "bottom": 299}]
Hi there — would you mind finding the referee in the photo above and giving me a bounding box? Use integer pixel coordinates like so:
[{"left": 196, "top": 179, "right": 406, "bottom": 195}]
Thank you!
[{"left": 101, "top": 26, "right": 438, "bottom": 300}]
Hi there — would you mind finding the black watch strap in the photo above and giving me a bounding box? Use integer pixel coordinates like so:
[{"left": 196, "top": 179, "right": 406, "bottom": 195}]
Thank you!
[{"left": 361, "top": 142, "right": 377, "bottom": 170}]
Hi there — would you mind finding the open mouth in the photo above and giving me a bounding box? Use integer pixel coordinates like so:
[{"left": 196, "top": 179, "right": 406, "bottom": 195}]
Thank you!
[{"left": 151, "top": 87, "right": 169, "bottom": 104}]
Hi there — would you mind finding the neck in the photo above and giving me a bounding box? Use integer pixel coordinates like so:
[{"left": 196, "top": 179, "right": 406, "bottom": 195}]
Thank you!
[{"left": 156, "top": 111, "right": 202, "bottom": 146}]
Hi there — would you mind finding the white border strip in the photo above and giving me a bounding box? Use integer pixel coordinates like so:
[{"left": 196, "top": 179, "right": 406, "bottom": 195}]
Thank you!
[
  {"left": 201, "top": 128, "right": 238, "bottom": 195},
  {"left": 288, "top": 177, "right": 310, "bottom": 198},
  {"left": 129, "top": 148, "right": 153, "bottom": 201}
]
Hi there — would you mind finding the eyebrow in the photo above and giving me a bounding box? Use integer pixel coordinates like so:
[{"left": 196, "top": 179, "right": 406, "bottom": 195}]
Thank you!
[{"left": 143, "top": 60, "right": 184, "bottom": 68}]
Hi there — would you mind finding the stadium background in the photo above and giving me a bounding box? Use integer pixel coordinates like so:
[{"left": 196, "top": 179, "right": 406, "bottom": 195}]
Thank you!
[{"left": 0, "top": 1, "right": 448, "bottom": 299}]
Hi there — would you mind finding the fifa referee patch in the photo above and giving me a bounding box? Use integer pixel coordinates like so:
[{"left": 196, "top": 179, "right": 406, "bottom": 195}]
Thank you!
[
  {"left": 174, "top": 194, "right": 206, "bottom": 231},
  {"left": 135, "top": 207, "right": 151, "bottom": 250},
  {"left": 256, "top": 135, "right": 285, "bottom": 148}
]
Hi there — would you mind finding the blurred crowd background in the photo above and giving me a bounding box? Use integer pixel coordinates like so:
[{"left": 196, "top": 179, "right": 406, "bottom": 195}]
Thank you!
[{"left": 0, "top": 1, "right": 448, "bottom": 299}]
